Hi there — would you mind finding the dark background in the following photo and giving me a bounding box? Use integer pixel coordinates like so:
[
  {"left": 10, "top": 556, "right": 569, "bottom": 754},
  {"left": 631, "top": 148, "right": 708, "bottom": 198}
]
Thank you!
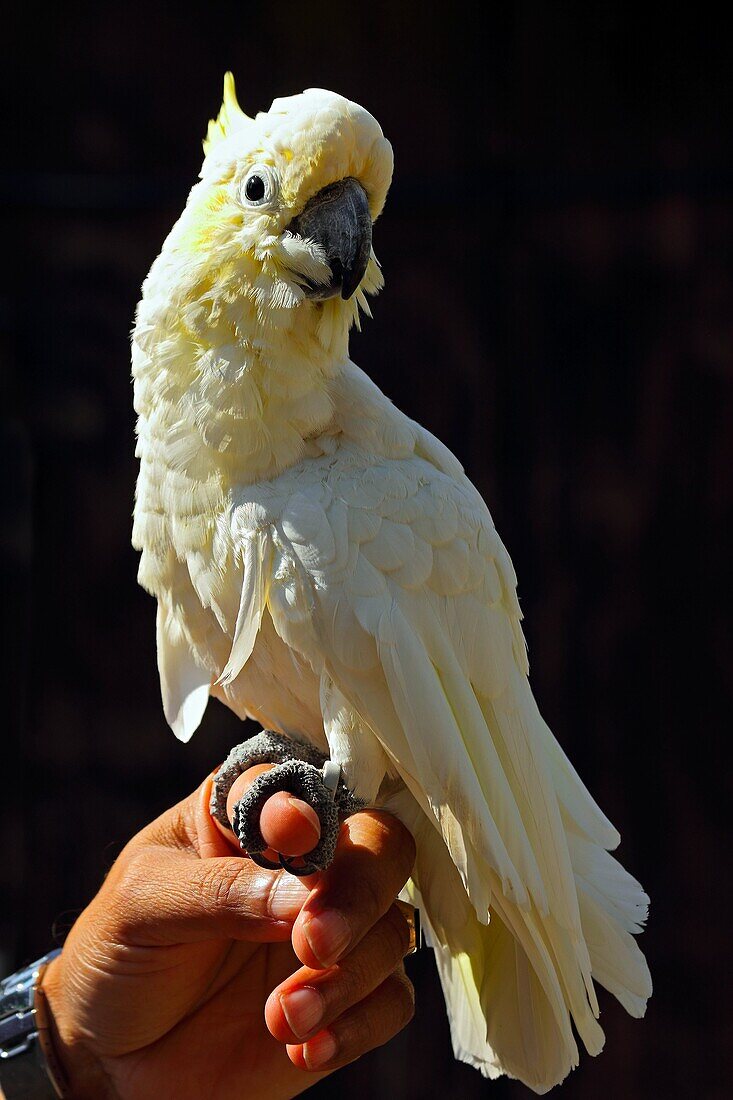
[{"left": 2, "top": 4, "right": 731, "bottom": 1097}]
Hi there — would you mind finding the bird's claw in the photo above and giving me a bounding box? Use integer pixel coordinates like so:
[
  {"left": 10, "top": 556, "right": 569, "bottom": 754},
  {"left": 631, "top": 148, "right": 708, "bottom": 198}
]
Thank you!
[{"left": 210, "top": 730, "right": 364, "bottom": 873}]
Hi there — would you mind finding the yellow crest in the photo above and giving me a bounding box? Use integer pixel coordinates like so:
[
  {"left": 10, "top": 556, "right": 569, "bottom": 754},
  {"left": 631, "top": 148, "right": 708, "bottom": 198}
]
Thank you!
[{"left": 203, "top": 72, "right": 250, "bottom": 155}]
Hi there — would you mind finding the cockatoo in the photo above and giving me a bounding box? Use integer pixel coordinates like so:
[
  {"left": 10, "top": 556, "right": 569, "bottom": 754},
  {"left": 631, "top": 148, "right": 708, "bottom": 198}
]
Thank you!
[{"left": 132, "top": 74, "right": 651, "bottom": 1092}]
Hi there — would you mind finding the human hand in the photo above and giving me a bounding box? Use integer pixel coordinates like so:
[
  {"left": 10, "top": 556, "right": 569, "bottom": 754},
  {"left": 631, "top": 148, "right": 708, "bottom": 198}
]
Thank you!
[{"left": 41, "top": 763, "right": 416, "bottom": 1099}]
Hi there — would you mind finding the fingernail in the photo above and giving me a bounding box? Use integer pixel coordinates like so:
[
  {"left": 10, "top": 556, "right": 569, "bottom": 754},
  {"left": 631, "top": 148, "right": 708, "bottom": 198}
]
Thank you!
[
  {"left": 267, "top": 874, "right": 309, "bottom": 921},
  {"left": 303, "top": 1029, "right": 338, "bottom": 1070},
  {"left": 304, "top": 909, "right": 351, "bottom": 967},
  {"left": 280, "top": 987, "right": 323, "bottom": 1039}
]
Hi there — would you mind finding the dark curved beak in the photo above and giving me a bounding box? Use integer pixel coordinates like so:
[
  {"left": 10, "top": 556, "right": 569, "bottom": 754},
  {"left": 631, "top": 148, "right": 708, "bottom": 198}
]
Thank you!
[{"left": 287, "top": 177, "right": 372, "bottom": 300}]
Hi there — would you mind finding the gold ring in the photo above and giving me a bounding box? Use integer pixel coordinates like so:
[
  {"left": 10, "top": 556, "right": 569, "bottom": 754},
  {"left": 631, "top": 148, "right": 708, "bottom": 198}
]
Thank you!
[{"left": 395, "top": 899, "right": 421, "bottom": 955}]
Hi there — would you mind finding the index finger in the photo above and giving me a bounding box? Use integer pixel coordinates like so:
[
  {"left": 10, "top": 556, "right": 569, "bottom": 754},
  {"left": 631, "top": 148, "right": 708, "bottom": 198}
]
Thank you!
[{"left": 291, "top": 810, "right": 416, "bottom": 970}]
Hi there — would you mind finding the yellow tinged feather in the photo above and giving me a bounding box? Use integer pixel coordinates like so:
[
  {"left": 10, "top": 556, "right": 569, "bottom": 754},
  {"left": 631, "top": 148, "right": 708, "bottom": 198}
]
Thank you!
[{"left": 203, "top": 71, "right": 249, "bottom": 154}]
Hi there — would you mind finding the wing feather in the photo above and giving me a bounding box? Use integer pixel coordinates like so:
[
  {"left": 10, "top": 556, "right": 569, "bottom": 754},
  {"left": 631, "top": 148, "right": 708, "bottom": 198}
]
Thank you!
[
  {"left": 225, "top": 431, "right": 649, "bottom": 1086},
  {"left": 218, "top": 530, "right": 270, "bottom": 685},
  {"left": 156, "top": 603, "right": 210, "bottom": 742}
]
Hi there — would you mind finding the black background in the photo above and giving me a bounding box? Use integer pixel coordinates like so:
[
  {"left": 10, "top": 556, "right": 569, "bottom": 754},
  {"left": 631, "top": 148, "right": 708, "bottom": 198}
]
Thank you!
[{"left": 2, "top": 4, "right": 731, "bottom": 1097}]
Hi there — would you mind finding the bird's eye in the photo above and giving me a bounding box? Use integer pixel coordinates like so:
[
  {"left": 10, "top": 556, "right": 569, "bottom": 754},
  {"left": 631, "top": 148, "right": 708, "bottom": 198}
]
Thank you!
[
  {"left": 239, "top": 164, "right": 278, "bottom": 209},
  {"left": 245, "top": 175, "right": 265, "bottom": 202}
]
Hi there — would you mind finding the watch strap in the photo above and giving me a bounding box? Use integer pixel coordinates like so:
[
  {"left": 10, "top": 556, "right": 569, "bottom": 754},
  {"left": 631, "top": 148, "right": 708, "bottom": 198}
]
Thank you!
[{"left": 0, "top": 950, "right": 66, "bottom": 1098}]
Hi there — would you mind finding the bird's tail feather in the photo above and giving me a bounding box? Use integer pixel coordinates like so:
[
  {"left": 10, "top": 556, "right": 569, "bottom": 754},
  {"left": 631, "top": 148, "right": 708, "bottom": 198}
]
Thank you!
[
  {"left": 568, "top": 829, "right": 651, "bottom": 1018},
  {"left": 390, "top": 783, "right": 651, "bottom": 1094}
]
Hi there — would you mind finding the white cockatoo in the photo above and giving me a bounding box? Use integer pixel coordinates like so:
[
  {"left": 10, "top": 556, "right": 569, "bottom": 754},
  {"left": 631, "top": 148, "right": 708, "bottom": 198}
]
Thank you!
[{"left": 132, "top": 74, "right": 651, "bottom": 1092}]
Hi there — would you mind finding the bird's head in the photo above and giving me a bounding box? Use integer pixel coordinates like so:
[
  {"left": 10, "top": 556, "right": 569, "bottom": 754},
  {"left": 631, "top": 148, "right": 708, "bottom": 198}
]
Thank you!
[{"left": 147, "top": 74, "right": 393, "bottom": 358}]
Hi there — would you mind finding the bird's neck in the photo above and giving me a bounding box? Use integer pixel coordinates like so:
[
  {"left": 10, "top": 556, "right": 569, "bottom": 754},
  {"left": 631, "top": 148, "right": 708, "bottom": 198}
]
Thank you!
[
  {"left": 132, "top": 298, "right": 350, "bottom": 565},
  {"left": 137, "top": 295, "right": 350, "bottom": 456}
]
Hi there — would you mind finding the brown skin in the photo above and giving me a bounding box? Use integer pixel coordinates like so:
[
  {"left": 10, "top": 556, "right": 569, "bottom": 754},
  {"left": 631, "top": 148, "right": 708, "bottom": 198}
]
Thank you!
[{"left": 40, "top": 766, "right": 416, "bottom": 1100}]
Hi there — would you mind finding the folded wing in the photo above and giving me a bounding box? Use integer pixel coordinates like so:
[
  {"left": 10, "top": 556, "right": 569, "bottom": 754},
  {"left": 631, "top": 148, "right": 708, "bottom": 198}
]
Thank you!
[{"left": 224, "top": 441, "right": 650, "bottom": 1089}]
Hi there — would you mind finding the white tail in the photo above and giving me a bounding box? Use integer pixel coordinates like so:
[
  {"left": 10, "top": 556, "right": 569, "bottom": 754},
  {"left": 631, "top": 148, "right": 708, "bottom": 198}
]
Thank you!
[{"left": 389, "top": 750, "right": 651, "bottom": 1094}]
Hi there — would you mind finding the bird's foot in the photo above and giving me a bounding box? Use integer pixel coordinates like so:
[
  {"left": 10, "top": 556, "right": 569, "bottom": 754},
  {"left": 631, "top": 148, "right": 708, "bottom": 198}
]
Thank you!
[{"left": 210, "top": 731, "right": 364, "bottom": 875}]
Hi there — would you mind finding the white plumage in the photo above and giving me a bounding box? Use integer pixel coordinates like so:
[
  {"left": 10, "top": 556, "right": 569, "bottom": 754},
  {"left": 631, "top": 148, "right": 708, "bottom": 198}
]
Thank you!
[{"left": 132, "top": 76, "right": 651, "bottom": 1092}]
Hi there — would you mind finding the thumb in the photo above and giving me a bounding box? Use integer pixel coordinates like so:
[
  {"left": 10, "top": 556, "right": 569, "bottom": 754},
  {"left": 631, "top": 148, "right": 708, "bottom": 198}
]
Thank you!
[
  {"left": 106, "top": 778, "right": 311, "bottom": 947},
  {"left": 110, "top": 843, "right": 310, "bottom": 947}
]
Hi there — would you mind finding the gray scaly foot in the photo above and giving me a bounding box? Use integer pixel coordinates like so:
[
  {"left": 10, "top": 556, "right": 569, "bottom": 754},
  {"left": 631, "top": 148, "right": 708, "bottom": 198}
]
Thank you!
[{"left": 210, "top": 730, "right": 365, "bottom": 875}]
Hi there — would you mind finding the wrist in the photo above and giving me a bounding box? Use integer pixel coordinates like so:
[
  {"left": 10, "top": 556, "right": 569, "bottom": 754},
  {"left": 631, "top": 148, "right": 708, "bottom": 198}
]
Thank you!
[{"left": 41, "top": 956, "right": 115, "bottom": 1100}]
